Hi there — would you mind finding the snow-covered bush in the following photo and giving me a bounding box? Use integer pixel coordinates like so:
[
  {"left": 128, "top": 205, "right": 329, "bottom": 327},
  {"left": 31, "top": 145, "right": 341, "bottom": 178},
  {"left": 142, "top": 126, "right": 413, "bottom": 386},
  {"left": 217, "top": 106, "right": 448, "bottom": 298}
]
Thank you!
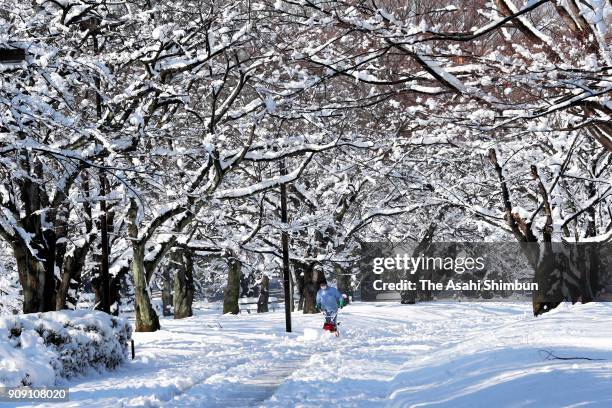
[{"left": 0, "top": 310, "right": 132, "bottom": 386}]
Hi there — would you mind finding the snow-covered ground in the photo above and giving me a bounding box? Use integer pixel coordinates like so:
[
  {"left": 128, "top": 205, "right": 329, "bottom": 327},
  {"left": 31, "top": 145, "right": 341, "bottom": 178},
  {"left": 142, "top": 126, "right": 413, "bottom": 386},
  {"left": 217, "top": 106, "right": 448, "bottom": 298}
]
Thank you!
[{"left": 4, "top": 301, "right": 612, "bottom": 408}]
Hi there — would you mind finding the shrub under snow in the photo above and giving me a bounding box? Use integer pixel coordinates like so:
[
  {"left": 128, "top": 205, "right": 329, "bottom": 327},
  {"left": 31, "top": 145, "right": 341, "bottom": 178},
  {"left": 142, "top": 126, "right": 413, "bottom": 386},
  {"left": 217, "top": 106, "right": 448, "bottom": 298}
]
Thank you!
[{"left": 0, "top": 310, "right": 132, "bottom": 387}]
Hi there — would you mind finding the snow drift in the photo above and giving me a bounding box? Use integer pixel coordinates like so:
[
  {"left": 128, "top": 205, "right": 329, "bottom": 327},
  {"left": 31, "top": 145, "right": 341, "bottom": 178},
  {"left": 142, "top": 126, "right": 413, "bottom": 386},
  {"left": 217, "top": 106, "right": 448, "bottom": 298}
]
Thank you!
[{"left": 0, "top": 310, "right": 132, "bottom": 387}]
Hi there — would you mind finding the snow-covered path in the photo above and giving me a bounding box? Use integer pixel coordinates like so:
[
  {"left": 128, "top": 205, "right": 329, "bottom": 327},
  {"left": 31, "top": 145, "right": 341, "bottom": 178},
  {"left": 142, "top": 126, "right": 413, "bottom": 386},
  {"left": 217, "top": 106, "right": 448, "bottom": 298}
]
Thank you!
[{"left": 8, "top": 302, "right": 612, "bottom": 408}]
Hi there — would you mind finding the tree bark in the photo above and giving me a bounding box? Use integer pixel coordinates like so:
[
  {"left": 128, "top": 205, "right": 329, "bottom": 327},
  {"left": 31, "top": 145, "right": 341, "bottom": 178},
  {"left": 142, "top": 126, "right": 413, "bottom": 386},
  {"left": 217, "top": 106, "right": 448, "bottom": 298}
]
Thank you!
[
  {"left": 11, "top": 233, "right": 57, "bottom": 314},
  {"left": 132, "top": 244, "right": 160, "bottom": 332},
  {"left": 223, "top": 257, "right": 241, "bottom": 314},
  {"left": 161, "top": 268, "right": 173, "bottom": 317},
  {"left": 293, "top": 260, "right": 308, "bottom": 311},
  {"left": 173, "top": 249, "right": 194, "bottom": 319},
  {"left": 109, "top": 265, "right": 130, "bottom": 316},
  {"left": 296, "top": 270, "right": 305, "bottom": 311},
  {"left": 257, "top": 275, "right": 269, "bottom": 313},
  {"left": 98, "top": 172, "right": 111, "bottom": 313},
  {"left": 126, "top": 197, "right": 160, "bottom": 331},
  {"left": 532, "top": 243, "right": 562, "bottom": 316},
  {"left": 58, "top": 174, "right": 95, "bottom": 312},
  {"left": 55, "top": 241, "right": 91, "bottom": 310},
  {"left": 240, "top": 271, "right": 256, "bottom": 297},
  {"left": 13, "top": 243, "right": 47, "bottom": 313},
  {"left": 13, "top": 155, "right": 62, "bottom": 313},
  {"left": 302, "top": 263, "right": 321, "bottom": 314}
]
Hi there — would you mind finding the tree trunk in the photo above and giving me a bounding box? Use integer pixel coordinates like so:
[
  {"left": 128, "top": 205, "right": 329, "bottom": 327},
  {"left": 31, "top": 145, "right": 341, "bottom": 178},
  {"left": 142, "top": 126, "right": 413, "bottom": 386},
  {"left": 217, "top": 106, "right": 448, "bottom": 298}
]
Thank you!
[
  {"left": 10, "top": 148, "right": 65, "bottom": 313},
  {"left": 132, "top": 245, "right": 160, "bottom": 332},
  {"left": 257, "top": 275, "right": 269, "bottom": 313},
  {"left": 91, "top": 210, "right": 112, "bottom": 313},
  {"left": 290, "top": 265, "right": 297, "bottom": 312},
  {"left": 104, "top": 208, "right": 122, "bottom": 315},
  {"left": 297, "top": 272, "right": 304, "bottom": 311},
  {"left": 173, "top": 249, "right": 194, "bottom": 319},
  {"left": 302, "top": 263, "right": 321, "bottom": 314},
  {"left": 240, "top": 271, "right": 256, "bottom": 297},
  {"left": 335, "top": 264, "right": 351, "bottom": 302},
  {"left": 91, "top": 241, "right": 103, "bottom": 310},
  {"left": 109, "top": 265, "right": 130, "bottom": 316},
  {"left": 98, "top": 173, "right": 111, "bottom": 313},
  {"left": 55, "top": 242, "right": 90, "bottom": 310},
  {"left": 401, "top": 269, "right": 418, "bottom": 304},
  {"left": 13, "top": 243, "right": 47, "bottom": 313},
  {"left": 293, "top": 261, "right": 306, "bottom": 311},
  {"left": 401, "top": 222, "right": 437, "bottom": 304},
  {"left": 11, "top": 231, "right": 58, "bottom": 314},
  {"left": 39, "top": 231, "right": 58, "bottom": 312},
  {"left": 93, "top": 265, "right": 126, "bottom": 315},
  {"left": 161, "top": 268, "right": 173, "bottom": 317},
  {"left": 223, "top": 257, "right": 241, "bottom": 314},
  {"left": 532, "top": 243, "right": 562, "bottom": 316}
]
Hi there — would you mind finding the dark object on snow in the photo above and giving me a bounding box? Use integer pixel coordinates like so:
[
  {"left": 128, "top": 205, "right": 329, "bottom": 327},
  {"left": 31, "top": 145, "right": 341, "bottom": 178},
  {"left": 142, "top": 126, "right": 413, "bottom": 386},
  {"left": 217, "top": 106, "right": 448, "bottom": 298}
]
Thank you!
[
  {"left": 131, "top": 339, "right": 135, "bottom": 360},
  {"left": 539, "top": 349, "right": 605, "bottom": 361},
  {"left": 0, "top": 48, "right": 25, "bottom": 63}
]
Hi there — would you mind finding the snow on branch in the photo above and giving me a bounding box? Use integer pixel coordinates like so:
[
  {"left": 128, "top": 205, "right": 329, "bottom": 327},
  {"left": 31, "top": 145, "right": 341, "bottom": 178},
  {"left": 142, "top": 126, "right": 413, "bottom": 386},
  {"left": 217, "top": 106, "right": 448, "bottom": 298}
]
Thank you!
[
  {"left": 230, "top": 140, "right": 374, "bottom": 164},
  {"left": 412, "top": 52, "right": 467, "bottom": 93},
  {"left": 469, "top": 0, "right": 551, "bottom": 38},
  {"left": 346, "top": 204, "right": 423, "bottom": 237},
  {"left": 215, "top": 154, "right": 314, "bottom": 199}
]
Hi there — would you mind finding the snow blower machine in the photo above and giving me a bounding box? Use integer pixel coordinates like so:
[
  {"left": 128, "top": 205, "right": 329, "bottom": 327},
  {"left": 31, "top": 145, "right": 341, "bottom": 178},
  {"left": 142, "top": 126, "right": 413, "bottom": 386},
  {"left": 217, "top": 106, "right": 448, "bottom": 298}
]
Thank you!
[
  {"left": 322, "top": 310, "right": 339, "bottom": 336},
  {"left": 320, "top": 294, "right": 348, "bottom": 336}
]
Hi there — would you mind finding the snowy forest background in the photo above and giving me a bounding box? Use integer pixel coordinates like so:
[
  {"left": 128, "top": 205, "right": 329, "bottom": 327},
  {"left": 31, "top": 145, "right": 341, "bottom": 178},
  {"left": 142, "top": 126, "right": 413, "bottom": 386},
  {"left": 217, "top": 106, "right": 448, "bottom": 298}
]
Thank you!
[{"left": 0, "top": 0, "right": 610, "bottom": 333}]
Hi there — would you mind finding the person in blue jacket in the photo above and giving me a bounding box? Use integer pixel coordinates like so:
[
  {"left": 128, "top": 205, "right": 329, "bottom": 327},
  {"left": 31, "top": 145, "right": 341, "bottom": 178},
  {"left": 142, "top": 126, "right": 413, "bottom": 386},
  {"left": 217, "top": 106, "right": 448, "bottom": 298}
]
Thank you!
[{"left": 315, "top": 277, "right": 347, "bottom": 324}]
